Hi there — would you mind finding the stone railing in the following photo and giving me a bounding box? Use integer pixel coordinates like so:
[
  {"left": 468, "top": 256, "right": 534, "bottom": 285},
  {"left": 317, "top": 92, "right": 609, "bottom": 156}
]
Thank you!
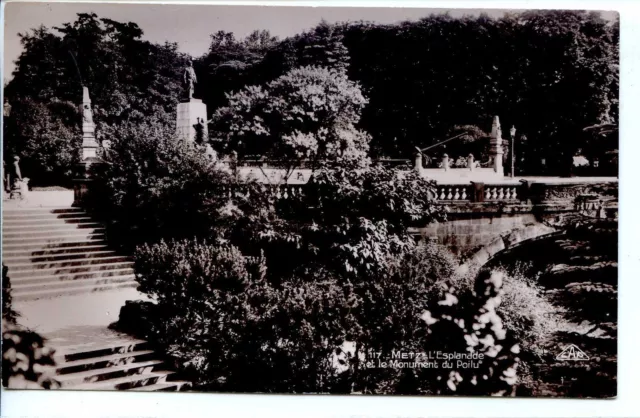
[
  {"left": 434, "top": 184, "right": 473, "bottom": 201},
  {"left": 216, "top": 179, "right": 617, "bottom": 208},
  {"left": 235, "top": 158, "right": 412, "bottom": 169},
  {"left": 218, "top": 183, "right": 307, "bottom": 200},
  {"left": 435, "top": 182, "right": 521, "bottom": 202},
  {"left": 437, "top": 179, "right": 618, "bottom": 207}
]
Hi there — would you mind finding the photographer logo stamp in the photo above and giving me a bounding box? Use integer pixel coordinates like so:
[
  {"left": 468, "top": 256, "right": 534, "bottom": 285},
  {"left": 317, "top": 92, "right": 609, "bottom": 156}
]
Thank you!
[{"left": 556, "top": 344, "right": 590, "bottom": 361}]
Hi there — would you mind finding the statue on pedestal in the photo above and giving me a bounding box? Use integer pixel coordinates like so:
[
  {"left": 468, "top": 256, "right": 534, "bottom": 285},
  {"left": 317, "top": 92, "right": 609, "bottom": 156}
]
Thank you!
[
  {"left": 176, "top": 59, "right": 207, "bottom": 143},
  {"left": 9, "top": 156, "right": 25, "bottom": 200},
  {"left": 183, "top": 59, "right": 197, "bottom": 100}
]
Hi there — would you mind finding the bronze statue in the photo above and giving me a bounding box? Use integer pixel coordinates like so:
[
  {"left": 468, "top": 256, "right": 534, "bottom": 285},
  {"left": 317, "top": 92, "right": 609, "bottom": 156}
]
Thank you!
[{"left": 183, "top": 59, "right": 197, "bottom": 100}]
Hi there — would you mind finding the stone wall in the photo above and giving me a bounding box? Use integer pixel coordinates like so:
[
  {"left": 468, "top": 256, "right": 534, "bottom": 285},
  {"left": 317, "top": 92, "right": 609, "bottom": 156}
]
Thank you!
[{"left": 416, "top": 212, "right": 541, "bottom": 256}]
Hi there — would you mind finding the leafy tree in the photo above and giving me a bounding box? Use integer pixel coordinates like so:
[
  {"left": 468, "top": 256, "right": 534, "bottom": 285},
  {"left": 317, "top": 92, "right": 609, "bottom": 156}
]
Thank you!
[
  {"left": 545, "top": 218, "right": 618, "bottom": 337},
  {"left": 3, "top": 98, "right": 80, "bottom": 186},
  {"left": 4, "top": 13, "right": 185, "bottom": 185},
  {"left": 256, "top": 20, "right": 350, "bottom": 81},
  {"left": 87, "top": 117, "right": 233, "bottom": 251},
  {"left": 298, "top": 20, "right": 350, "bottom": 72},
  {"left": 337, "top": 11, "right": 618, "bottom": 167},
  {"left": 210, "top": 66, "right": 370, "bottom": 174},
  {"left": 195, "top": 30, "right": 279, "bottom": 119},
  {"left": 210, "top": 164, "right": 445, "bottom": 282},
  {"left": 484, "top": 212, "right": 618, "bottom": 397}
]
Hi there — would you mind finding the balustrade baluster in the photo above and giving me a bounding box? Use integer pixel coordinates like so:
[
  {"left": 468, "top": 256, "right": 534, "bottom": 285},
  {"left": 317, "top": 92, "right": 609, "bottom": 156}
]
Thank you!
[
  {"left": 446, "top": 187, "right": 453, "bottom": 200},
  {"left": 453, "top": 187, "right": 461, "bottom": 200},
  {"left": 461, "top": 187, "right": 468, "bottom": 200},
  {"left": 485, "top": 187, "right": 491, "bottom": 200},
  {"left": 498, "top": 187, "right": 505, "bottom": 200}
]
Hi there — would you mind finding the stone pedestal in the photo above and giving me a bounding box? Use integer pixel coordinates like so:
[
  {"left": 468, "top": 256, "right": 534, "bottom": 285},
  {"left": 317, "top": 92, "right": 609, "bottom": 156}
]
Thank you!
[
  {"left": 73, "top": 159, "right": 101, "bottom": 207},
  {"left": 414, "top": 152, "right": 423, "bottom": 174},
  {"left": 176, "top": 99, "right": 208, "bottom": 142}
]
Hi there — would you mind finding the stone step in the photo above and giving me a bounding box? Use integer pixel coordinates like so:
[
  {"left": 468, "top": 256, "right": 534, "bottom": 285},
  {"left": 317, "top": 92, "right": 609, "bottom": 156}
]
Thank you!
[
  {"left": 2, "top": 244, "right": 110, "bottom": 258},
  {"left": 2, "top": 217, "right": 93, "bottom": 225},
  {"left": 7, "top": 255, "right": 130, "bottom": 272},
  {"left": 57, "top": 350, "right": 156, "bottom": 374},
  {"left": 2, "top": 227, "right": 105, "bottom": 239},
  {"left": 10, "top": 268, "right": 135, "bottom": 284},
  {"left": 3, "top": 207, "right": 85, "bottom": 214},
  {"left": 128, "top": 381, "right": 191, "bottom": 392},
  {"left": 56, "top": 359, "right": 164, "bottom": 387},
  {"left": 2, "top": 234, "right": 106, "bottom": 246},
  {"left": 11, "top": 275, "right": 136, "bottom": 293},
  {"left": 12, "top": 281, "right": 139, "bottom": 302},
  {"left": 3, "top": 222, "right": 102, "bottom": 232},
  {"left": 4, "top": 206, "right": 190, "bottom": 392},
  {"left": 9, "top": 261, "right": 134, "bottom": 278},
  {"left": 3, "top": 250, "right": 117, "bottom": 263},
  {"left": 2, "top": 213, "right": 90, "bottom": 222},
  {"left": 54, "top": 338, "right": 149, "bottom": 362},
  {"left": 68, "top": 370, "right": 175, "bottom": 391}
]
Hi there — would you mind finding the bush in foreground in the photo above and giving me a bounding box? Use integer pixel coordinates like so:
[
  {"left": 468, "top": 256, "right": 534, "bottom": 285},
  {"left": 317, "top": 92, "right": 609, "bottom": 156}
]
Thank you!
[
  {"left": 2, "top": 321, "right": 59, "bottom": 389},
  {"left": 121, "top": 238, "right": 520, "bottom": 395}
]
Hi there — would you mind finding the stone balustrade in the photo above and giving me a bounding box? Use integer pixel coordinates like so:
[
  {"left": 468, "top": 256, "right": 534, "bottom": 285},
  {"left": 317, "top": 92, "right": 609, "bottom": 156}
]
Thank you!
[
  {"left": 435, "top": 184, "right": 472, "bottom": 201},
  {"left": 216, "top": 178, "right": 616, "bottom": 208},
  {"left": 218, "top": 184, "right": 307, "bottom": 200}
]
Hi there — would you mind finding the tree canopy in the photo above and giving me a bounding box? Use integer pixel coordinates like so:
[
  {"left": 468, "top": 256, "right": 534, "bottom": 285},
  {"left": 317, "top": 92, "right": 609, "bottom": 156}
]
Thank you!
[
  {"left": 4, "top": 13, "right": 186, "bottom": 184},
  {"left": 3, "top": 9, "right": 618, "bottom": 184}
]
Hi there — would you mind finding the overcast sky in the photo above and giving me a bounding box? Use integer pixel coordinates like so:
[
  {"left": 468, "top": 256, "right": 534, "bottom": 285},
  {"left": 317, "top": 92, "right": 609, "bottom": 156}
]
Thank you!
[{"left": 3, "top": 3, "right": 617, "bottom": 82}]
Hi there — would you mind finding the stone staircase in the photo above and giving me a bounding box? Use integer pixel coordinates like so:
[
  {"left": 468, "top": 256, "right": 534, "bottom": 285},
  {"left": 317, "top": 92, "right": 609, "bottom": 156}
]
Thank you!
[
  {"left": 2, "top": 206, "right": 190, "bottom": 391},
  {"left": 51, "top": 334, "right": 190, "bottom": 391},
  {"left": 2, "top": 207, "right": 138, "bottom": 301}
]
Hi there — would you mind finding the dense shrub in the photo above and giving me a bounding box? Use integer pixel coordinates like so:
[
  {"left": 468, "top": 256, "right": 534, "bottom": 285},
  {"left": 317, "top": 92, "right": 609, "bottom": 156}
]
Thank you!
[
  {"left": 87, "top": 118, "right": 234, "bottom": 250},
  {"left": 125, "top": 236, "right": 522, "bottom": 395},
  {"left": 493, "top": 265, "right": 565, "bottom": 356},
  {"left": 416, "top": 270, "right": 521, "bottom": 396},
  {"left": 2, "top": 264, "right": 19, "bottom": 323},
  {"left": 130, "top": 239, "right": 347, "bottom": 392},
  {"left": 2, "top": 320, "right": 60, "bottom": 389},
  {"left": 2, "top": 264, "right": 59, "bottom": 389},
  {"left": 222, "top": 165, "right": 446, "bottom": 281}
]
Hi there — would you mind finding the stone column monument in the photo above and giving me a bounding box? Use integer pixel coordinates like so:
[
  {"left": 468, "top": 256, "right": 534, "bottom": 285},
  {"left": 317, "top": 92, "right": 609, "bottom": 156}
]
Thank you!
[
  {"left": 176, "top": 59, "right": 208, "bottom": 142},
  {"left": 80, "top": 87, "right": 99, "bottom": 159},
  {"left": 489, "top": 116, "right": 505, "bottom": 175},
  {"left": 73, "top": 86, "right": 101, "bottom": 206}
]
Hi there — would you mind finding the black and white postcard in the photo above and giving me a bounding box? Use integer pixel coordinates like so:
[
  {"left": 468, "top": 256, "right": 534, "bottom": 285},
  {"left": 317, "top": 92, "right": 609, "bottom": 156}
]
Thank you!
[{"left": 2, "top": 2, "right": 619, "bottom": 400}]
